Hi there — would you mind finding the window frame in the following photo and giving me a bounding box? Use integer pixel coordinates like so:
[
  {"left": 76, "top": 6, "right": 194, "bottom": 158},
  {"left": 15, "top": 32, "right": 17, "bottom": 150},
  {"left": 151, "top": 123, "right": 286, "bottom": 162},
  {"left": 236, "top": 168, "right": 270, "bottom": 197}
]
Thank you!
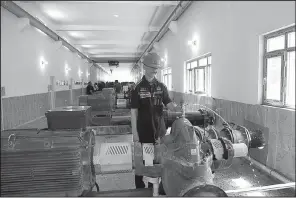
[
  {"left": 162, "top": 67, "right": 172, "bottom": 90},
  {"left": 263, "top": 25, "right": 295, "bottom": 109},
  {"left": 185, "top": 53, "right": 212, "bottom": 95}
]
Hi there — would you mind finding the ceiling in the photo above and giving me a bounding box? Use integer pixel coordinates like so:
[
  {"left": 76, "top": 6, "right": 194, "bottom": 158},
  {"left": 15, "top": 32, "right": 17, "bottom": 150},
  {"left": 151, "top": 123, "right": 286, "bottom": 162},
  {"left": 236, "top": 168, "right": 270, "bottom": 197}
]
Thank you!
[{"left": 15, "top": 1, "right": 177, "bottom": 70}]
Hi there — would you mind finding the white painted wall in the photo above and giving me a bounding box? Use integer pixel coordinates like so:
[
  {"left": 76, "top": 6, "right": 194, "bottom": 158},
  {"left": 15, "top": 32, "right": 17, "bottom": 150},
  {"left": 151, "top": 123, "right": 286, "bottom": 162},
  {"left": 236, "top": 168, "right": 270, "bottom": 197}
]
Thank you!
[
  {"left": 1, "top": 7, "right": 90, "bottom": 97},
  {"left": 157, "top": 1, "right": 295, "bottom": 104}
]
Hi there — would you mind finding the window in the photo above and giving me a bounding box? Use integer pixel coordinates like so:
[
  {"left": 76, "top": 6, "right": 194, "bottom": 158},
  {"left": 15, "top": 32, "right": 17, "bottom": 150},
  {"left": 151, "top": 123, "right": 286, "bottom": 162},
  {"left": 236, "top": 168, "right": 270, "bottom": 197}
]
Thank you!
[
  {"left": 263, "top": 25, "right": 295, "bottom": 109},
  {"left": 185, "top": 53, "right": 211, "bottom": 95},
  {"left": 162, "top": 67, "right": 172, "bottom": 90}
]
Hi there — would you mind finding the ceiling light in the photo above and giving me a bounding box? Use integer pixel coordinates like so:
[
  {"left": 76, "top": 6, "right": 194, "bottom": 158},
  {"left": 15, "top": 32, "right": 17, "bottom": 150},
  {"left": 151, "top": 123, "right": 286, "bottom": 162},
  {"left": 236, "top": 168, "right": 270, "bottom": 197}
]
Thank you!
[
  {"left": 81, "top": 45, "right": 94, "bottom": 48},
  {"left": 45, "top": 10, "right": 65, "bottom": 20},
  {"left": 113, "top": 14, "right": 119, "bottom": 18},
  {"left": 69, "top": 32, "right": 82, "bottom": 38}
]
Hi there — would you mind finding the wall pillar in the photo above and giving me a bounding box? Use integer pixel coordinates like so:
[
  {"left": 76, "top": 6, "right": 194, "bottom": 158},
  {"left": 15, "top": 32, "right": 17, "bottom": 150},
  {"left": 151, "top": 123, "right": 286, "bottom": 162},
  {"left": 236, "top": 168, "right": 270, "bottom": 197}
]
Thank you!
[
  {"left": 49, "top": 76, "right": 56, "bottom": 109},
  {"left": 69, "top": 78, "right": 73, "bottom": 105}
]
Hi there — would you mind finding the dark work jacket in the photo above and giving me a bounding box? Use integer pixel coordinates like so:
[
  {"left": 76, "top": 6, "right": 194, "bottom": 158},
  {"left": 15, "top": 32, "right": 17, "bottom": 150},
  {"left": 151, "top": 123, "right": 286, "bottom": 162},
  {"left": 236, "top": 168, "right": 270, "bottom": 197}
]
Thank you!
[
  {"left": 86, "top": 85, "right": 94, "bottom": 95},
  {"left": 131, "top": 76, "right": 172, "bottom": 143}
]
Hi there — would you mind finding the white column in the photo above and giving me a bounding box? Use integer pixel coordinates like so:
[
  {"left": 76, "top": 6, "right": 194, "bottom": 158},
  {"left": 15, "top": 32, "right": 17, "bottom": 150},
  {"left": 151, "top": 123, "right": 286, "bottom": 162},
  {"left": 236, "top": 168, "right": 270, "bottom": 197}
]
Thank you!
[
  {"left": 49, "top": 76, "right": 56, "bottom": 109},
  {"left": 69, "top": 78, "right": 73, "bottom": 105}
]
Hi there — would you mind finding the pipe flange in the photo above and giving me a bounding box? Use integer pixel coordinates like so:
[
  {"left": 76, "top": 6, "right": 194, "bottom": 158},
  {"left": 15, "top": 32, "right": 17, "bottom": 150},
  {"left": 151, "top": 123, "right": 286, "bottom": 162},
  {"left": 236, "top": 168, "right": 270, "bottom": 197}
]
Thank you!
[{"left": 235, "top": 125, "right": 251, "bottom": 148}]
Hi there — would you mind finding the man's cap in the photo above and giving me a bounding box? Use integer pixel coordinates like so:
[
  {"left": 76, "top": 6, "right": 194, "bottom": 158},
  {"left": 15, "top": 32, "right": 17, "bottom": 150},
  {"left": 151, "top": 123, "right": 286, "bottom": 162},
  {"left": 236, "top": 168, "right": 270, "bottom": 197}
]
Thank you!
[{"left": 142, "top": 52, "right": 162, "bottom": 69}]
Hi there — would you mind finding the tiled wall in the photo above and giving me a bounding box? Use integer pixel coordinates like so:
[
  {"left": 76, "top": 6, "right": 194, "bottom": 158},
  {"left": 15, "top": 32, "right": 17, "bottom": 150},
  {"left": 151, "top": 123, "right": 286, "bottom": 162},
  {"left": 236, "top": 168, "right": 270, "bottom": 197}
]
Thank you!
[
  {"left": 1, "top": 88, "right": 86, "bottom": 130},
  {"left": 169, "top": 91, "right": 295, "bottom": 181},
  {"left": 1, "top": 93, "right": 50, "bottom": 130}
]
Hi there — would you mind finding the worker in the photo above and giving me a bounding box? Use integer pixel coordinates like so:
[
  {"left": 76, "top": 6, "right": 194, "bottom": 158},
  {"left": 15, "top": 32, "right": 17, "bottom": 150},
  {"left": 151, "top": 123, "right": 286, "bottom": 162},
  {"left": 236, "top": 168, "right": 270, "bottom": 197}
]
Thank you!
[
  {"left": 86, "top": 81, "right": 94, "bottom": 95},
  {"left": 114, "top": 80, "right": 122, "bottom": 94},
  {"left": 93, "top": 83, "right": 99, "bottom": 91},
  {"left": 131, "top": 52, "right": 180, "bottom": 190},
  {"left": 97, "top": 81, "right": 102, "bottom": 91}
]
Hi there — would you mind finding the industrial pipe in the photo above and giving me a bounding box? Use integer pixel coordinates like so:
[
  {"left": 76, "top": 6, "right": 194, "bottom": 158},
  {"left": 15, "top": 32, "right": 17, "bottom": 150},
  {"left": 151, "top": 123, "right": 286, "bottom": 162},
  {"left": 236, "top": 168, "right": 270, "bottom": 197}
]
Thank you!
[
  {"left": 156, "top": 1, "right": 193, "bottom": 42},
  {"left": 1, "top": 1, "right": 107, "bottom": 74},
  {"left": 133, "top": 1, "right": 192, "bottom": 68},
  {"left": 163, "top": 109, "right": 214, "bottom": 128}
]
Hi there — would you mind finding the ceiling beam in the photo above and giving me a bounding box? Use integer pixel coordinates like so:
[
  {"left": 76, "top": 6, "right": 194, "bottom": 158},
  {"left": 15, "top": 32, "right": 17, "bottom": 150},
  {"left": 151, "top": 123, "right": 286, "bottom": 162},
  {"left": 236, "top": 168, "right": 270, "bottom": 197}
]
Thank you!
[
  {"left": 56, "top": 25, "right": 160, "bottom": 32},
  {"left": 90, "top": 54, "right": 141, "bottom": 58},
  {"left": 92, "top": 57, "right": 139, "bottom": 64},
  {"left": 74, "top": 40, "right": 150, "bottom": 46},
  {"left": 88, "top": 49, "right": 143, "bottom": 54},
  {"left": 71, "top": 1, "right": 179, "bottom": 6}
]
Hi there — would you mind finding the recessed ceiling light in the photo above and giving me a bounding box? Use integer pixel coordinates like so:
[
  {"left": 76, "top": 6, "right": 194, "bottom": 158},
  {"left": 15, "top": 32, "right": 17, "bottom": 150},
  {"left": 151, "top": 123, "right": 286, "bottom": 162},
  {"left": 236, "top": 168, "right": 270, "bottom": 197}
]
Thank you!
[
  {"left": 81, "top": 45, "right": 94, "bottom": 48},
  {"left": 68, "top": 32, "right": 82, "bottom": 38},
  {"left": 113, "top": 14, "right": 119, "bottom": 18},
  {"left": 45, "top": 9, "right": 64, "bottom": 20}
]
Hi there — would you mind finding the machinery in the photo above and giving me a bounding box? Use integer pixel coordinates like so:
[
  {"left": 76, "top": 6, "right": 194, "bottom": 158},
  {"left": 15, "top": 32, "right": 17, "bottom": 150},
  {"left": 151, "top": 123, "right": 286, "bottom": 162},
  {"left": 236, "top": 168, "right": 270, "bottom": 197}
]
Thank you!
[
  {"left": 163, "top": 108, "right": 214, "bottom": 128},
  {"left": 1, "top": 128, "right": 97, "bottom": 197},
  {"left": 159, "top": 116, "right": 265, "bottom": 196},
  {"left": 88, "top": 107, "right": 266, "bottom": 197},
  {"left": 1, "top": 102, "right": 266, "bottom": 197}
]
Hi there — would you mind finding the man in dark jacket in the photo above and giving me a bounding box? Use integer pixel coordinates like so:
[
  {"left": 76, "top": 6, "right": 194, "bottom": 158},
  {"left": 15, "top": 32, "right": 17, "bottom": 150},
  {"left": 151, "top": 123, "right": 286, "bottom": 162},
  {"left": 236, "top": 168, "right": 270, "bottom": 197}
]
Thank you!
[
  {"left": 86, "top": 81, "right": 94, "bottom": 95},
  {"left": 114, "top": 80, "right": 122, "bottom": 94},
  {"left": 131, "top": 52, "right": 180, "bottom": 190}
]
